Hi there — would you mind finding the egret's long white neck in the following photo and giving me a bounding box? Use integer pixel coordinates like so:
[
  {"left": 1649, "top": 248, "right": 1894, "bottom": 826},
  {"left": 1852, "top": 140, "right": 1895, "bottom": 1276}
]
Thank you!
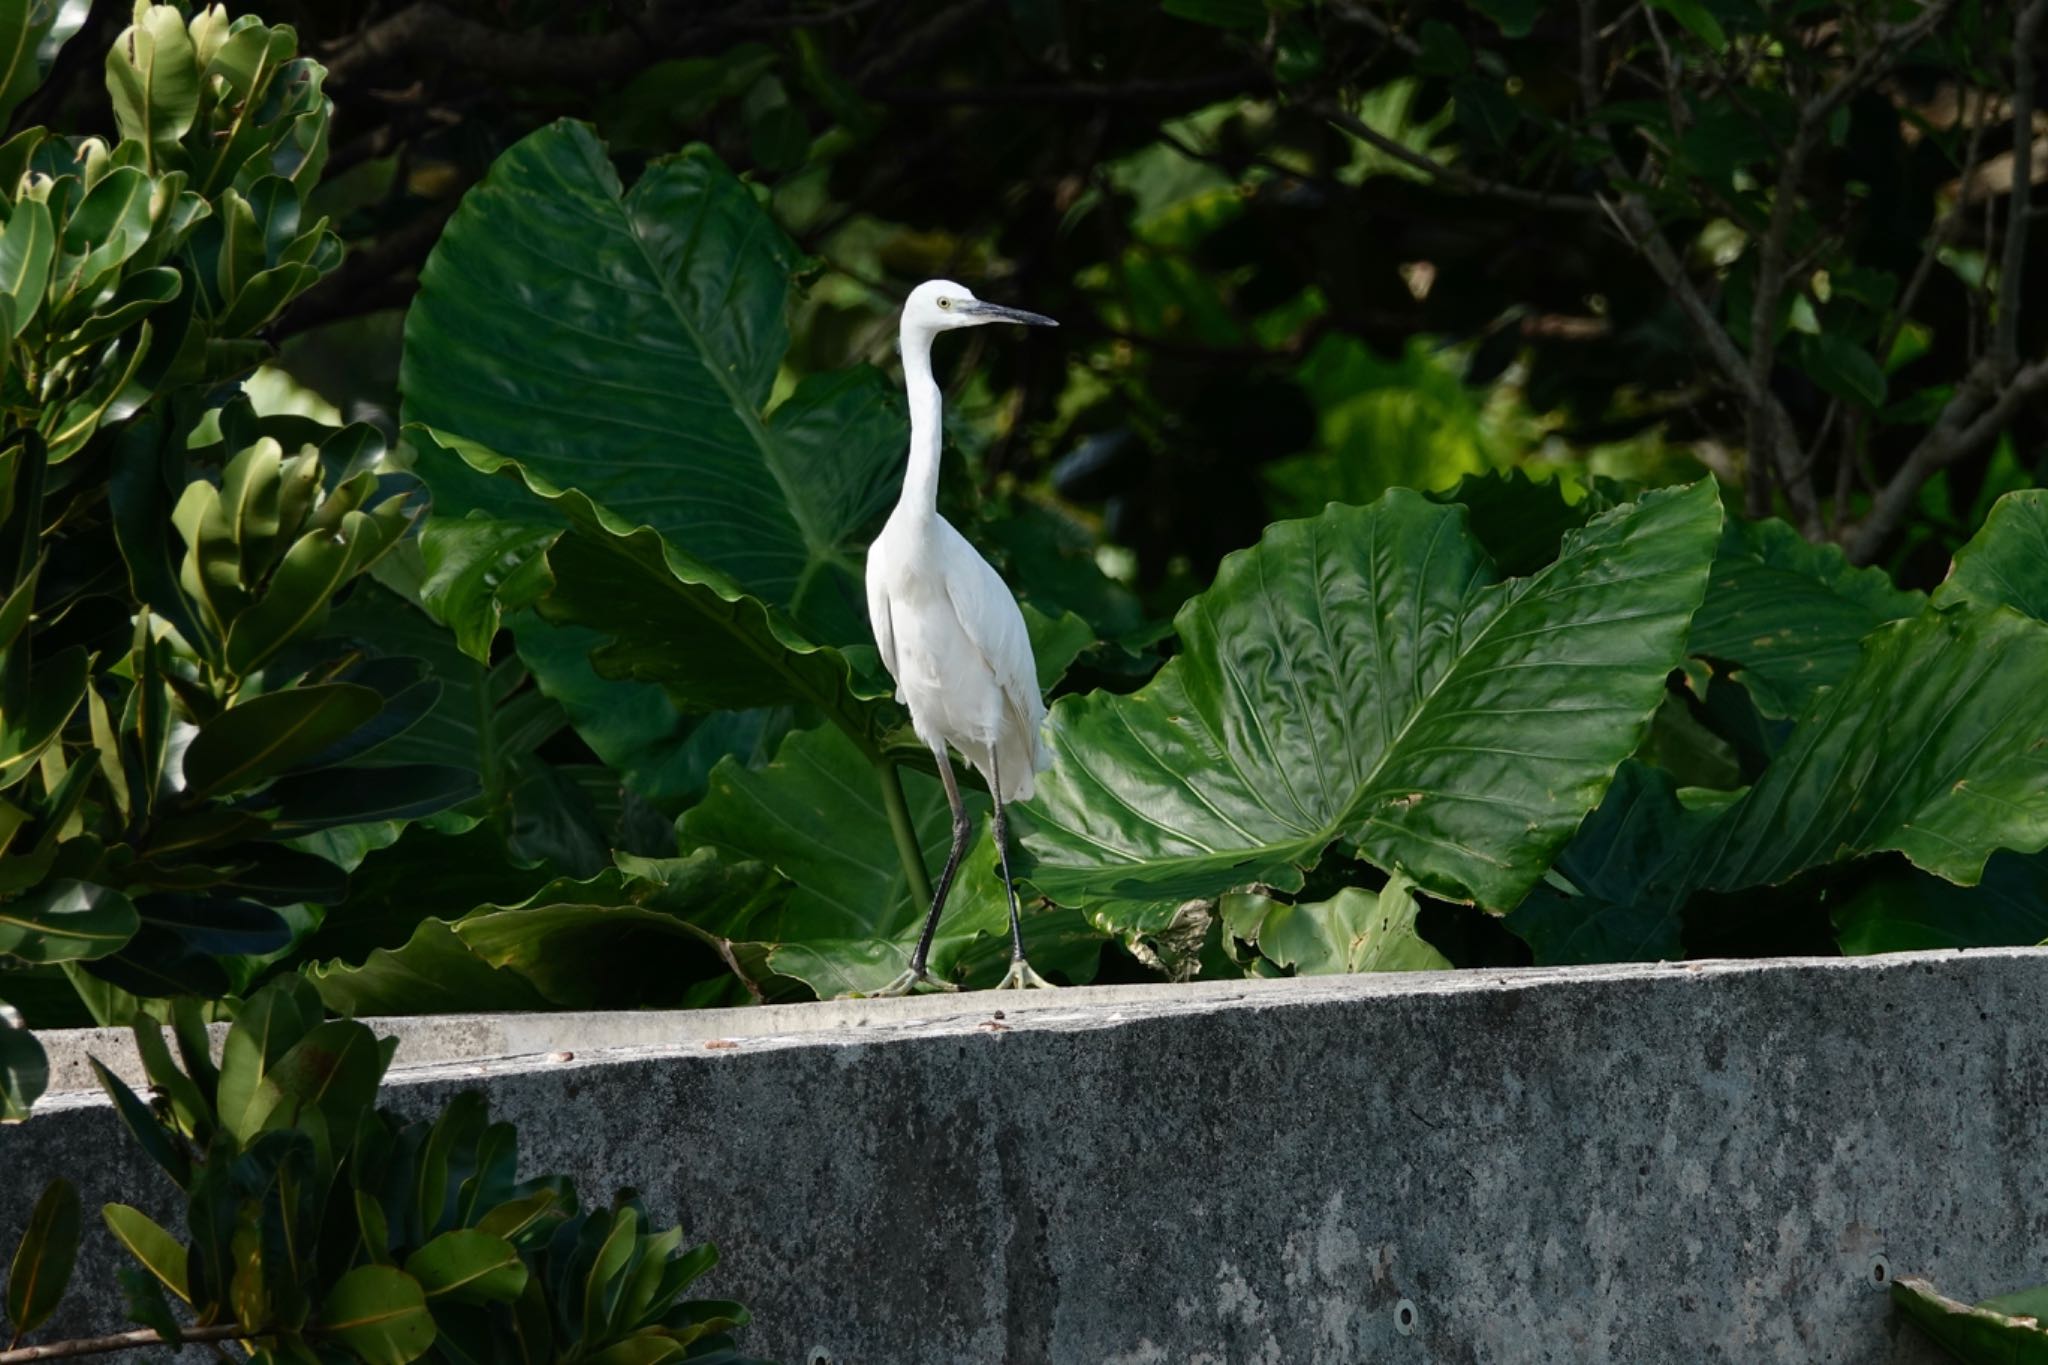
[{"left": 898, "top": 322, "right": 943, "bottom": 517}]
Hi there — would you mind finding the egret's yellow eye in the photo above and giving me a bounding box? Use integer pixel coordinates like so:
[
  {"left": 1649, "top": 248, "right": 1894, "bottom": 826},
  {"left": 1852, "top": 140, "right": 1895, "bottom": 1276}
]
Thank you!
[{"left": 938, "top": 298, "right": 951, "bottom": 309}]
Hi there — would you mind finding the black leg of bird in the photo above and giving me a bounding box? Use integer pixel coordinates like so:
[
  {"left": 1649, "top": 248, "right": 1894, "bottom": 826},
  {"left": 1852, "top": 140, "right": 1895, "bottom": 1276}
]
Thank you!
[
  {"left": 907, "top": 747, "right": 972, "bottom": 979},
  {"left": 989, "top": 753, "right": 1055, "bottom": 990}
]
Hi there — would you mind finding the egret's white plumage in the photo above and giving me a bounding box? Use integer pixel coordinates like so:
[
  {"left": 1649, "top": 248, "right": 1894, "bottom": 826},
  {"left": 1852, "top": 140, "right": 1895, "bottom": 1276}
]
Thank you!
[{"left": 864, "top": 279, "right": 1058, "bottom": 994}]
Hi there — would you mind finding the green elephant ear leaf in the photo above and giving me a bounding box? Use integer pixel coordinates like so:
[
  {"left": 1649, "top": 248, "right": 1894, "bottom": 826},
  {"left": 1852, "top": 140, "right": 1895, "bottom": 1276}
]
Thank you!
[
  {"left": 1686, "top": 514, "right": 1922, "bottom": 719},
  {"left": 1935, "top": 488, "right": 2048, "bottom": 622},
  {"left": 399, "top": 119, "right": 905, "bottom": 642},
  {"left": 1019, "top": 480, "right": 1723, "bottom": 935},
  {"left": 1703, "top": 605, "right": 2048, "bottom": 890},
  {"left": 413, "top": 429, "right": 896, "bottom": 756}
]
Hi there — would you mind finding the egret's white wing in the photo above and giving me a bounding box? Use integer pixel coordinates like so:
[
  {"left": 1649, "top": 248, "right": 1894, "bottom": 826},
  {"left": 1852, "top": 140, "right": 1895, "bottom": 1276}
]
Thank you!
[
  {"left": 937, "top": 529, "right": 1050, "bottom": 797},
  {"left": 864, "top": 559, "right": 904, "bottom": 702}
]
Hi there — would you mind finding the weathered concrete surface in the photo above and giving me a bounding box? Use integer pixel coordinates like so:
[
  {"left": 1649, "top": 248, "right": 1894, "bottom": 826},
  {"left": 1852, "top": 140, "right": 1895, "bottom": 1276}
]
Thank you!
[{"left": 8, "top": 949, "right": 2047, "bottom": 1363}]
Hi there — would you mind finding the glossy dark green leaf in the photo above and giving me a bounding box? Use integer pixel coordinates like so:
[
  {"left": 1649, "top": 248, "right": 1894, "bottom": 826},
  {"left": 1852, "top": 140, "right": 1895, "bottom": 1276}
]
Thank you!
[
  {"left": 1795, "top": 331, "right": 1887, "bottom": 410},
  {"left": 0, "top": 880, "right": 139, "bottom": 963},
  {"left": 1688, "top": 515, "right": 1922, "bottom": 718},
  {"left": 401, "top": 122, "right": 906, "bottom": 637},
  {"left": 0, "top": 3, "right": 58, "bottom": 129},
  {"left": 102, "top": 1204, "right": 191, "bottom": 1304},
  {"left": 1021, "top": 482, "right": 1723, "bottom": 933},
  {"left": 1935, "top": 489, "right": 2048, "bottom": 622},
  {"left": 0, "top": 645, "right": 87, "bottom": 790},
  {"left": 1703, "top": 606, "right": 2048, "bottom": 890},
  {"left": 134, "top": 893, "right": 293, "bottom": 957},
  {"left": 0, "top": 197, "right": 52, "bottom": 337},
  {"left": 262, "top": 762, "right": 481, "bottom": 832},
  {"left": 0, "top": 999, "right": 46, "bottom": 1122},
  {"left": 5, "top": 1178, "right": 79, "bottom": 1337},
  {"left": 180, "top": 683, "right": 383, "bottom": 800},
  {"left": 321, "top": 1266, "right": 437, "bottom": 1365},
  {"left": 105, "top": 5, "right": 201, "bottom": 165},
  {"left": 262, "top": 1019, "right": 387, "bottom": 1137},
  {"left": 216, "top": 977, "right": 318, "bottom": 1142},
  {"left": 1648, "top": 0, "right": 1727, "bottom": 47},
  {"left": 90, "top": 1058, "right": 191, "bottom": 1187},
  {"left": 403, "top": 1229, "right": 527, "bottom": 1304},
  {"left": 129, "top": 1018, "right": 211, "bottom": 1141}
]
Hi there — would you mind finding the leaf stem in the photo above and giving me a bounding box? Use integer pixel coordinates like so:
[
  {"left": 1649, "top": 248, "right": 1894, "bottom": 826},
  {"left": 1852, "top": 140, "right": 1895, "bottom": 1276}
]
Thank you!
[{"left": 874, "top": 757, "right": 933, "bottom": 908}]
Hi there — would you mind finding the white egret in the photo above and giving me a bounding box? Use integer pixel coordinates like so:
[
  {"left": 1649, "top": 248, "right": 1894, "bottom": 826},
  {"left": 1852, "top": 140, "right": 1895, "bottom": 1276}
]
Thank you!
[{"left": 865, "top": 279, "right": 1059, "bottom": 996}]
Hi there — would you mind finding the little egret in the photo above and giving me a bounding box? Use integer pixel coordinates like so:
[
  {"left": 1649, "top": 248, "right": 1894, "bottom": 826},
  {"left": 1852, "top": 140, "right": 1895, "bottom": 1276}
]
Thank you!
[{"left": 865, "top": 279, "right": 1059, "bottom": 996}]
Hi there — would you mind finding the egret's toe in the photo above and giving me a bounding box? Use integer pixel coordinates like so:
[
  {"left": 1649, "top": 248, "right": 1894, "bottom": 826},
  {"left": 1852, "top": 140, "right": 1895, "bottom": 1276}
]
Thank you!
[
  {"left": 994, "top": 958, "right": 1057, "bottom": 991},
  {"left": 867, "top": 968, "right": 960, "bottom": 997}
]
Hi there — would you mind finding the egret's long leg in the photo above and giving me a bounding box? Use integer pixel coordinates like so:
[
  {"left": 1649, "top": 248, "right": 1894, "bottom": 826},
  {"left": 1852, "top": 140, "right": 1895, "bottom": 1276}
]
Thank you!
[
  {"left": 870, "top": 744, "right": 969, "bottom": 997},
  {"left": 990, "top": 749, "right": 1056, "bottom": 991}
]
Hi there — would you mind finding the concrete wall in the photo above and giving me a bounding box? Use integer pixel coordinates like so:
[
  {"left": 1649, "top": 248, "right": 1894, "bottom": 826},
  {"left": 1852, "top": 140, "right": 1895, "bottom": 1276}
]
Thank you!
[{"left": 8, "top": 949, "right": 2047, "bottom": 1363}]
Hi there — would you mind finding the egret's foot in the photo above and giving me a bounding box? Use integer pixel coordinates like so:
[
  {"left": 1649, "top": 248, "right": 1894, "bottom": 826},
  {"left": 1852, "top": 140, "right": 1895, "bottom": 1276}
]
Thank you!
[
  {"left": 994, "top": 958, "right": 1057, "bottom": 991},
  {"left": 868, "top": 967, "right": 961, "bottom": 997}
]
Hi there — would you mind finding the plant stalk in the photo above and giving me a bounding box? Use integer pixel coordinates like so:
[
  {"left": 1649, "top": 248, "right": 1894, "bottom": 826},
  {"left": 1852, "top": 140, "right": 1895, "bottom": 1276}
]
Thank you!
[{"left": 874, "top": 757, "right": 934, "bottom": 908}]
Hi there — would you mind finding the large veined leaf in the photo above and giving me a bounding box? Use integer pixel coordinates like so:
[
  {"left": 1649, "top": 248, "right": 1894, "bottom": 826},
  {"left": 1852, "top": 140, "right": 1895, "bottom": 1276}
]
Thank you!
[
  {"left": 1701, "top": 605, "right": 2048, "bottom": 890},
  {"left": 1686, "top": 515, "right": 1922, "bottom": 719},
  {"left": 1018, "top": 480, "right": 1722, "bottom": 930},
  {"left": 1935, "top": 488, "right": 2048, "bottom": 622},
  {"left": 417, "top": 430, "right": 898, "bottom": 755},
  {"left": 1505, "top": 760, "right": 1742, "bottom": 964},
  {"left": 400, "top": 118, "right": 906, "bottom": 641},
  {"left": 308, "top": 853, "right": 779, "bottom": 1014},
  {"left": 680, "top": 721, "right": 1103, "bottom": 997}
]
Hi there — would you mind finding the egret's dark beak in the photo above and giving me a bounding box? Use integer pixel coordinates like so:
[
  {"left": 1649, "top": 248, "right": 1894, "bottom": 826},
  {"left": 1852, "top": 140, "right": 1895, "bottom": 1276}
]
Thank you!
[{"left": 966, "top": 301, "right": 1059, "bottom": 327}]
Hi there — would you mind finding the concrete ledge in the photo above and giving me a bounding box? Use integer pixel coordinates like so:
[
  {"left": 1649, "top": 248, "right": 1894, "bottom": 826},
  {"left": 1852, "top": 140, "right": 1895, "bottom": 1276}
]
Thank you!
[{"left": 8, "top": 950, "right": 2046, "bottom": 1362}]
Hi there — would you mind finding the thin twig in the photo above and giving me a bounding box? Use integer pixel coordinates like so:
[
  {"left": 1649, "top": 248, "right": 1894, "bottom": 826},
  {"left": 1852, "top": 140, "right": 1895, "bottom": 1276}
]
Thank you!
[{"left": 0, "top": 1324, "right": 265, "bottom": 1364}]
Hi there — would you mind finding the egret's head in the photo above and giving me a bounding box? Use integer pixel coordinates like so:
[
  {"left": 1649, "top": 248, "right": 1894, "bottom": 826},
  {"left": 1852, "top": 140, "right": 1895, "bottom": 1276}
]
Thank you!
[{"left": 902, "top": 279, "right": 1058, "bottom": 334}]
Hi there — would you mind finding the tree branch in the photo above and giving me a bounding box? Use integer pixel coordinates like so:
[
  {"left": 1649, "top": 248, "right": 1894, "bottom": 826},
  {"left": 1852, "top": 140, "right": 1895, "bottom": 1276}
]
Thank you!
[
  {"left": 1312, "top": 102, "right": 1599, "bottom": 212},
  {"left": 1847, "top": 358, "right": 2048, "bottom": 561},
  {"left": 0, "top": 1323, "right": 261, "bottom": 1364},
  {"left": 1845, "top": 0, "right": 2048, "bottom": 563},
  {"left": 876, "top": 71, "right": 1272, "bottom": 107},
  {"left": 1995, "top": 0, "right": 2047, "bottom": 368},
  {"left": 323, "top": 2, "right": 646, "bottom": 85}
]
